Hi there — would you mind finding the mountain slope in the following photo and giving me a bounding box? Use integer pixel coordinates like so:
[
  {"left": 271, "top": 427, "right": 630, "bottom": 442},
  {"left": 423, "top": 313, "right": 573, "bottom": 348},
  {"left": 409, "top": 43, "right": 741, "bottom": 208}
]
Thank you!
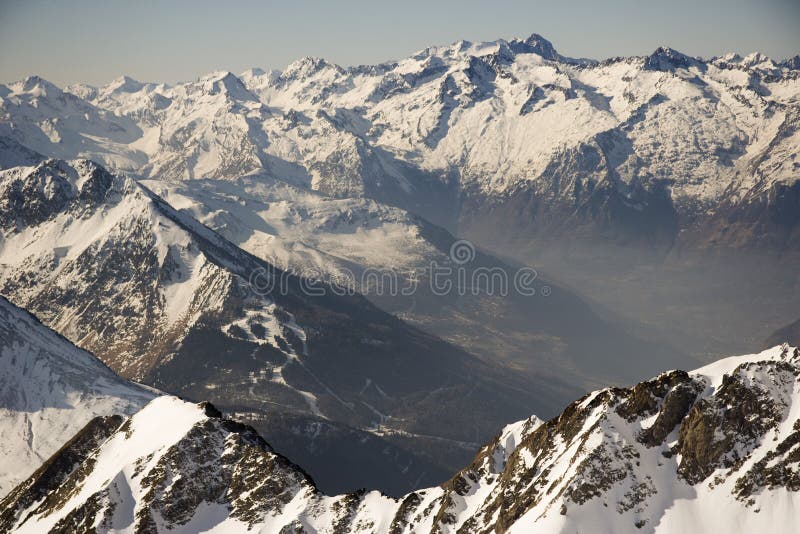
[
  {"left": 0, "top": 77, "right": 145, "bottom": 170},
  {"left": 0, "top": 158, "right": 541, "bottom": 494},
  {"left": 0, "top": 296, "right": 155, "bottom": 497},
  {"left": 3, "top": 345, "right": 798, "bottom": 533},
  {"left": 144, "top": 175, "right": 693, "bottom": 400}
]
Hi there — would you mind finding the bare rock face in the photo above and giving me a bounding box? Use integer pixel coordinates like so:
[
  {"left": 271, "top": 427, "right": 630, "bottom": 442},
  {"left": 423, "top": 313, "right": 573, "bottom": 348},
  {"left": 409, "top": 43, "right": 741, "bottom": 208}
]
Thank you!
[{"left": 2, "top": 345, "right": 799, "bottom": 533}]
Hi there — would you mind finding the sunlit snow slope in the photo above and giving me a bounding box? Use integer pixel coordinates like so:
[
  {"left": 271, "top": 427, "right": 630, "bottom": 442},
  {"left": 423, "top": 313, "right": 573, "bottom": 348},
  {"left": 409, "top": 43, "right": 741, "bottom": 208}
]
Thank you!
[{"left": 0, "top": 296, "right": 155, "bottom": 497}]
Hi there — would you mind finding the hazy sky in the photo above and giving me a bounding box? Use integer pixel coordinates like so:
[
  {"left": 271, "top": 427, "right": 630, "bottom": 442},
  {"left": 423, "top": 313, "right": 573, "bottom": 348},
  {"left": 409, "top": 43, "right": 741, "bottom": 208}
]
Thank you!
[{"left": 1, "top": 0, "right": 798, "bottom": 87}]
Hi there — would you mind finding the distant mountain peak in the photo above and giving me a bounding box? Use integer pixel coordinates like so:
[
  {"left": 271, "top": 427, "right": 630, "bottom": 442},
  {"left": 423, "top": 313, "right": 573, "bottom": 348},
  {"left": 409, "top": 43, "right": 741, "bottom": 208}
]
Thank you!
[
  {"left": 507, "top": 32, "right": 559, "bottom": 60},
  {"left": 740, "top": 51, "right": 777, "bottom": 69},
  {"left": 712, "top": 51, "right": 783, "bottom": 72},
  {"left": 241, "top": 66, "right": 266, "bottom": 78},
  {"left": 105, "top": 74, "right": 145, "bottom": 93},
  {"left": 15, "top": 75, "right": 61, "bottom": 97},
  {"left": 21, "top": 74, "right": 48, "bottom": 87},
  {"left": 650, "top": 46, "right": 692, "bottom": 59},
  {"left": 782, "top": 54, "right": 800, "bottom": 70},
  {"left": 523, "top": 32, "right": 558, "bottom": 57},
  {"left": 644, "top": 46, "right": 702, "bottom": 70},
  {"left": 197, "top": 70, "right": 258, "bottom": 101},
  {"left": 281, "top": 56, "right": 340, "bottom": 81},
  {"left": 63, "top": 82, "right": 97, "bottom": 100}
]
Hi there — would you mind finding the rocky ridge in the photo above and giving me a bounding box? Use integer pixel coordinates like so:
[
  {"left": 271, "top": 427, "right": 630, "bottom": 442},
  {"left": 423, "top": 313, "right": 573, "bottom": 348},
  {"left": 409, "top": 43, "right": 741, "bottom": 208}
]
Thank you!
[{"left": 2, "top": 345, "right": 799, "bottom": 533}]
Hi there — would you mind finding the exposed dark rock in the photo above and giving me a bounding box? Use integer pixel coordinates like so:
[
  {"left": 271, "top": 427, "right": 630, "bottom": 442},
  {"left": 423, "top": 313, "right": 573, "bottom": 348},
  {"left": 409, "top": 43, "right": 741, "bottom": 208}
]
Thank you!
[{"left": 676, "top": 361, "right": 796, "bottom": 484}]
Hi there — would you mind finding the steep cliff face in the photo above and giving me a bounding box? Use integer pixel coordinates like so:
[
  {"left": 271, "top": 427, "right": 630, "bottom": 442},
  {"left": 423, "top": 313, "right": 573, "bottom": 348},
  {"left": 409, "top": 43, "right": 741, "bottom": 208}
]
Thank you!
[{"left": 3, "top": 345, "right": 798, "bottom": 533}]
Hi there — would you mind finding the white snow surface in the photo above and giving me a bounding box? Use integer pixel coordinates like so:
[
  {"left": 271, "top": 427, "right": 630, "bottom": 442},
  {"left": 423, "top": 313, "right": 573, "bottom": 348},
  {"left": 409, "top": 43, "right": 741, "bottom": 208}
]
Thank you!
[{"left": 0, "top": 296, "right": 155, "bottom": 497}]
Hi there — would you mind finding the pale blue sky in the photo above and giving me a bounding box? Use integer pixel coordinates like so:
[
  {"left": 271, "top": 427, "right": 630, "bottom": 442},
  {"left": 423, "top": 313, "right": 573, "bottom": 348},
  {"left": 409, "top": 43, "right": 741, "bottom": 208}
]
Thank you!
[{"left": 1, "top": 0, "right": 798, "bottom": 86}]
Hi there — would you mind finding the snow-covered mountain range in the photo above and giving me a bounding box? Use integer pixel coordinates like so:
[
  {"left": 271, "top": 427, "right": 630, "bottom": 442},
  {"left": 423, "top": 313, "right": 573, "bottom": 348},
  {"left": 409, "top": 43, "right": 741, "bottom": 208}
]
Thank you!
[
  {"left": 0, "top": 296, "right": 155, "bottom": 497},
  {"left": 2, "top": 344, "right": 798, "bottom": 533},
  {"left": 1, "top": 34, "right": 798, "bottom": 252},
  {"left": 0, "top": 31, "right": 798, "bottom": 527}
]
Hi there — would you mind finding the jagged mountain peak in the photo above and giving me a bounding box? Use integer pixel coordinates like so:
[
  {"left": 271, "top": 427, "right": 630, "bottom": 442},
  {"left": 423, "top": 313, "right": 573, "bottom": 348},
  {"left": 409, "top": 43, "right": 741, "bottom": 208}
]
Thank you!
[
  {"left": 413, "top": 37, "right": 511, "bottom": 64},
  {"left": 717, "top": 51, "right": 743, "bottom": 63},
  {"left": 194, "top": 70, "right": 258, "bottom": 101},
  {"left": 0, "top": 396, "right": 316, "bottom": 532},
  {"left": 62, "top": 82, "right": 97, "bottom": 101},
  {"left": 644, "top": 46, "right": 702, "bottom": 70},
  {"left": 203, "top": 70, "right": 240, "bottom": 83},
  {"left": 713, "top": 51, "right": 782, "bottom": 72},
  {"left": 742, "top": 51, "right": 770, "bottom": 64},
  {"left": 414, "top": 32, "right": 560, "bottom": 63},
  {"left": 8, "top": 75, "right": 63, "bottom": 98},
  {"left": 281, "top": 55, "right": 341, "bottom": 80},
  {"left": 740, "top": 51, "right": 781, "bottom": 71},
  {"left": 445, "top": 39, "right": 477, "bottom": 56},
  {"left": 241, "top": 66, "right": 266, "bottom": 78},
  {"left": 514, "top": 32, "right": 560, "bottom": 60},
  {"left": 103, "top": 74, "right": 146, "bottom": 93},
  {"left": 238, "top": 67, "right": 282, "bottom": 93},
  {"left": 781, "top": 54, "right": 800, "bottom": 70}
]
